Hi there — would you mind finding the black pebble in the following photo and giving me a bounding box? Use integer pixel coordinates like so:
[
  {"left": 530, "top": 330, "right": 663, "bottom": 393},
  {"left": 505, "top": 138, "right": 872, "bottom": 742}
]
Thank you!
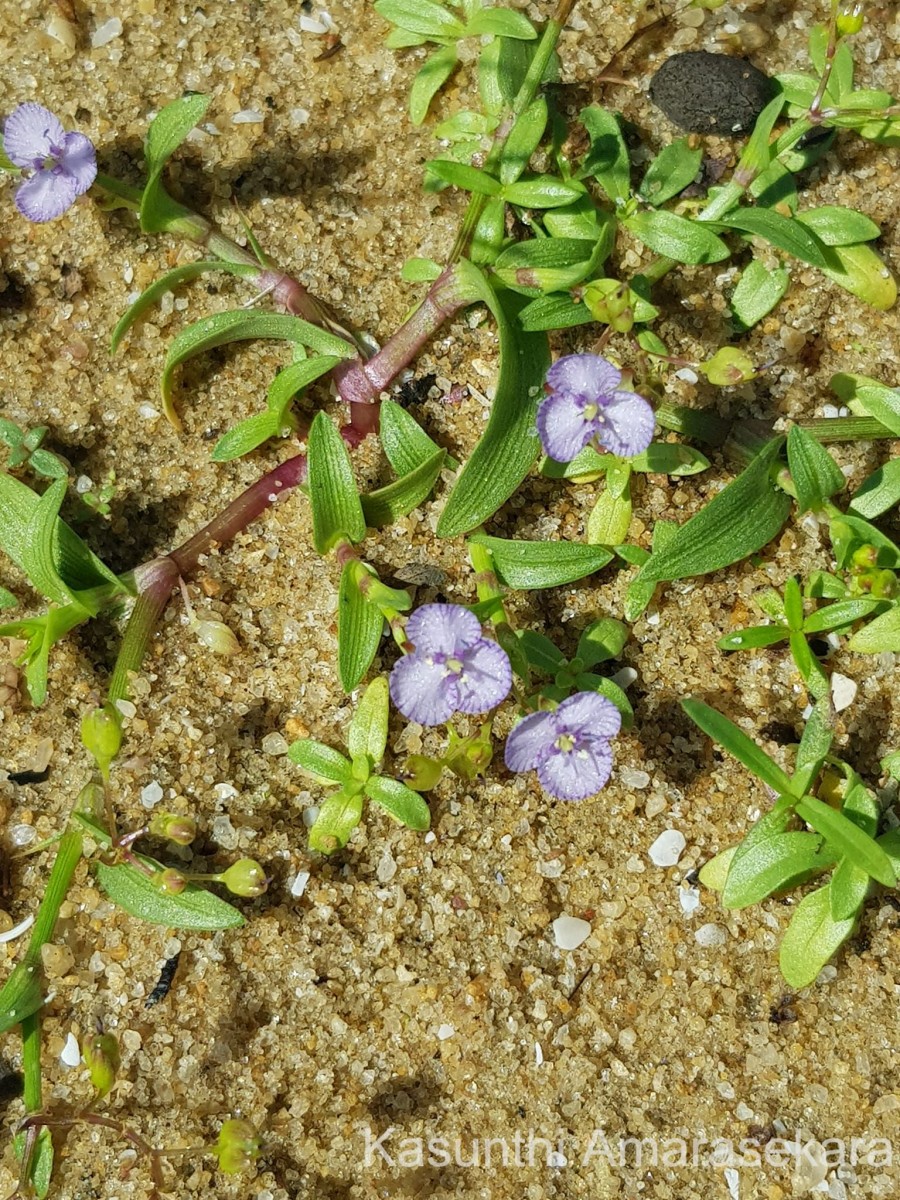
[{"left": 649, "top": 51, "right": 776, "bottom": 134}]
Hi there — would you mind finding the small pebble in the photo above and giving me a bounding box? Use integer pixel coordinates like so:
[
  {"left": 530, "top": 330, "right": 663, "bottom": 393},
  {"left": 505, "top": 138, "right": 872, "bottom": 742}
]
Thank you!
[
  {"left": 140, "top": 781, "right": 164, "bottom": 809},
  {"left": 695, "top": 922, "right": 727, "bottom": 947},
  {"left": 436, "top": 1023, "right": 455, "bottom": 1040},
  {"left": 290, "top": 870, "right": 310, "bottom": 898},
  {"left": 831, "top": 672, "right": 858, "bottom": 712},
  {"left": 41, "top": 943, "right": 75, "bottom": 978},
  {"left": 10, "top": 825, "right": 36, "bottom": 848},
  {"left": 232, "top": 110, "right": 265, "bottom": 125},
  {"left": 679, "top": 884, "right": 701, "bottom": 916},
  {"left": 648, "top": 829, "right": 686, "bottom": 867},
  {"left": 552, "top": 915, "right": 591, "bottom": 950},
  {"left": 610, "top": 667, "right": 638, "bottom": 689},
  {"left": 302, "top": 806, "right": 320, "bottom": 828},
  {"left": 262, "top": 732, "right": 289, "bottom": 756},
  {"left": 650, "top": 51, "right": 776, "bottom": 134},
  {"left": 60, "top": 1032, "right": 81, "bottom": 1068},
  {"left": 91, "top": 17, "right": 122, "bottom": 47},
  {"left": 620, "top": 767, "right": 650, "bottom": 789}
]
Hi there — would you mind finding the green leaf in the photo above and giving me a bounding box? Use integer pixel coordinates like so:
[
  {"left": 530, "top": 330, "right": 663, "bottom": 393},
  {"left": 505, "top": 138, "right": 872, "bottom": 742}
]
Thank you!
[
  {"left": 626, "top": 209, "right": 730, "bottom": 264},
  {"left": 499, "top": 97, "right": 547, "bottom": 184},
  {"left": 0, "top": 586, "right": 16, "bottom": 609},
  {"left": 795, "top": 206, "right": 881, "bottom": 246},
  {"left": 437, "top": 265, "right": 550, "bottom": 536},
  {"left": 850, "top": 459, "right": 900, "bottom": 519},
  {"left": 380, "top": 400, "right": 445, "bottom": 475},
  {"left": 578, "top": 106, "right": 630, "bottom": 204},
  {"left": 517, "top": 630, "right": 565, "bottom": 672},
  {"left": 629, "top": 439, "right": 790, "bottom": 587},
  {"left": 638, "top": 139, "right": 702, "bottom": 206},
  {"left": 409, "top": 45, "right": 459, "bottom": 124},
  {"left": 287, "top": 738, "right": 352, "bottom": 784},
  {"left": 792, "top": 699, "right": 834, "bottom": 796},
  {"left": 141, "top": 94, "right": 211, "bottom": 232},
  {"left": 721, "top": 832, "right": 832, "bottom": 908},
  {"left": 374, "top": 0, "right": 464, "bottom": 39},
  {"left": 14, "top": 1128, "right": 53, "bottom": 1199},
  {"left": 110, "top": 260, "right": 258, "bottom": 354},
  {"left": 365, "top": 775, "right": 431, "bottom": 830},
  {"left": 715, "top": 208, "right": 830, "bottom": 269},
  {"left": 501, "top": 175, "right": 584, "bottom": 208},
  {"left": 631, "top": 443, "right": 709, "bottom": 476},
  {"left": 802, "top": 597, "right": 884, "bottom": 633},
  {"left": 786, "top": 425, "right": 845, "bottom": 514},
  {"left": 28, "top": 449, "right": 67, "bottom": 479},
  {"left": 829, "top": 857, "right": 871, "bottom": 921},
  {"left": 586, "top": 486, "right": 632, "bottom": 547},
  {"left": 698, "top": 847, "right": 735, "bottom": 893},
  {"left": 577, "top": 617, "right": 628, "bottom": 667},
  {"left": 94, "top": 861, "right": 244, "bottom": 929},
  {"left": 832, "top": 373, "right": 900, "bottom": 436},
  {"left": 307, "top": 412, "right": 367, "bottom": 553},
  {"left": 361, "top": 448, "right": 446, "bottom": 527},
  {"left": 730, "top": 260, "right": 791, "bottom": 332},
  {"left": 308, "top": 790, "right": 364, "bottom": 853},
  {"left": 736, "top": 92, "right": 787, "bottom": 179},
  {"left": 492, "top": 237, "right": 597, "bottom": 295},
  {"left": 779, "top": 884, "right": 858, "bottom": 988},
  {"left": 718, "top": 623, "right": 788, "bottom": 651},
  {"left": 210, "top": 412, "right": 281, "bottom": 463},
  {"left": 426, "top": 159, "right": 502, "bottom": 194},
  {"left": 847, "top": 605, "right": 900, "bottom": 653},
  {"left": 573, "top": 672, "right": 634, "bottom": 727},
  {"left": 681, "top": 698, "right": 793, "bottom": 795},
  {"left": 401, "top": 257, "right": 443, "bottom": 283},
  {"left": 0, "top": 953, "right": 44, "bottom": 1035},
  {"left": 0, "top": 473, "right": 127, "bottom": 600},
  {"left": 467, "top": 534, "right": 612, "bottom": 589},
  {"left": 337, "top": 561, "right": 384, "bottom": 691},
  {"left": 160, "top": 311, "right": 353, "bottom": 428},
  {"left": 266, "top": 355, "right": 342, "bottom": 416},
  {"left": 465, "top": 8, "right": 536, "bottom": 39},
  {"left": 818, "top": 242, "right": 897, "bottom": 310},
  {"left": 347, "top": 676, "right": 390, "bottom": 767},
  {"left": 543, "top": 196, "right": 617, "bottom": 245},
  {"left": 623, "top": 517, "right": 678, "bottom": 621},
  {"left": 518, "top": 293, "right": 594, "bottom": 331},
  {"left": 796, "top": 795, "right": 895, "bottom": 887},
  {"left": 20, "top": 480, "right": 78, "bottom": 608},
  {"left": 828, "top": 509, "right": 900, "bottom": 569}
]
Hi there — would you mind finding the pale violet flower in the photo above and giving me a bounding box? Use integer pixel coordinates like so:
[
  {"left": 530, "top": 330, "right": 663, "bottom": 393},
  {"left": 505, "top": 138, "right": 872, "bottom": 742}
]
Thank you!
[
  {"left": 390, "top": 604, "right": 512, "bottom": 726},
  {"left": 505, "top": 691, "right": 621, "bottom": 800},
  {"left": 3, "top": 103, "right": 97, "bottom": 223},
  {"left": 537, "top": 353, "right": 655, "bottom": 463}
]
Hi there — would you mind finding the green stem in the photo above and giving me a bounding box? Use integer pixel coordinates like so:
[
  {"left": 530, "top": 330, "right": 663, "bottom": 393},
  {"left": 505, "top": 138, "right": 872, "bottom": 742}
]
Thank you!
[
  {"left": 21, "top": 1015, "right": 42, "bottom": 1113},
  {"left": 468, "top": 539, "right": 511, "bottom": 628},
  {"left": 107, "top": 559, "right": 180, "bottom": 705},
  {"left": 797, "top": 416, "right": 895, "bottom": 442},
  {"left": 27, "top": 830, "right": 83, "bottom": 953}
]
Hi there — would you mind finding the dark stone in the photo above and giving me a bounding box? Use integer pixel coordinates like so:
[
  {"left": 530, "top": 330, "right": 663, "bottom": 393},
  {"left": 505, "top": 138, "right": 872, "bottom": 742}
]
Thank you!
[{"left": 649, "top": 51, "right": 776, "bottom": 134}]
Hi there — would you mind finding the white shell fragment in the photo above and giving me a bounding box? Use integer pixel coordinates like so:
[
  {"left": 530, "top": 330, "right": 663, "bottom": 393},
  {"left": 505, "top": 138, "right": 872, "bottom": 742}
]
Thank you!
[
  {"left": 695, "top": 923, "right": 728, "bottom": 947},
  {"left": 830, "top": 672, "right": 858, "bottom": 712},
  {"left": 648, "top": 829, "right": 686, "bottom": 867},
  {"left": 290, "top": 870, "right": 310, "bottom": 898},
  {"left": 60, "top": 1032, "right": 81, "bottom": 1067},
  {"left": 91, "top": 18, "right": 122, "bottom": 47},
  {"left": 552, "top": 915, "right": 591, "bottom": 950}
]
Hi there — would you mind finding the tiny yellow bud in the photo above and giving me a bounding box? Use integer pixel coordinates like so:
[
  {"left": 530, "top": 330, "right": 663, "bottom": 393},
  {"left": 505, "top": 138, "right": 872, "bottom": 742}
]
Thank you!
[
  {"left": 81, "top": 703, "right": 122, "bottom": 773},
  {"left": 216, "top": 1119, "right": 261, "bottom": 1175},
  {"left": 835, "top": 2, "right": 864, "bottom": 38}
]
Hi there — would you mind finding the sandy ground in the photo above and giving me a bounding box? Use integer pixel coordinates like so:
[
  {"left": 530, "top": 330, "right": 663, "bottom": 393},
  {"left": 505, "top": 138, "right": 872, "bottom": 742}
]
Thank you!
[{"left": 1, "top": 1, "right": 900, "bottom": 1197}]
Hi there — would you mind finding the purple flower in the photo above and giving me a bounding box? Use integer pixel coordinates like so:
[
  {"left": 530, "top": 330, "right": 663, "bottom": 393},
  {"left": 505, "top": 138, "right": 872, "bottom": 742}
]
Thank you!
[
  {"left": 390, "top": 604, "right": 512, "bottom": 726},
  {"left": 505, "top": 691, "right": 621, "bottom": 800},
  {"left": 3, "top": 103, "right": 97, "bottom": 223},
  {"left": 536, "top": 354, "right": 655, "bottom": 463}
]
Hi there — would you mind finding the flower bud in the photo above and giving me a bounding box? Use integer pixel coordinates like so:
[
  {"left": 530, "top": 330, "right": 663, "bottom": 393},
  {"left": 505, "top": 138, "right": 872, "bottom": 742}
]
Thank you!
[
  {"left": 81, "top": 704, "right": 122, "bottom": 774},
  {"left": 75, "top": 780, "right": 106, "bottom": 818},
  {"left": 216, "top": 1119, "right": 261, "bottom": 1175},
  {"left": 83, "top": 1031, "right": 120, "bottom": 1099},
  {"left": 700, "top": 347, "right": 756, "bottom": 386},
  {"left": 149, "top": 812, "right": 198, "bottom": 846},
  {"left": 156, "top": 867, "right": 188, "bottom": 895},
  {"left": 193, "top": 619, "right": 240, "bottom": 657},
  {"left": 835, "top": 2, "right": 864, "bottom": 38},
  {"left": 869, "top": 569, "right": 898, "bottom": 599},
  {"left": 850, "top": 543, "right": 878, "bottom": 572},
  {"left": 221, "top": 859, "right": 268, "bottom": 897}
]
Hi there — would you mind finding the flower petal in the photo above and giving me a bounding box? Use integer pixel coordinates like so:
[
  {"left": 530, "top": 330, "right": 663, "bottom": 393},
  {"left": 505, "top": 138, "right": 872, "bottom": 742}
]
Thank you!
[
  {"left": 14, "top": 170, "right": 77, "bottom": 223},
  {"left": 596, "top": 390, "right": 656, "bottom": 458},
  {"left": 3, "top": 103, "right": 66, "bottom": 168},
  {"left": 60, "top": 131, "right": 97, "bottom": 195},
  {"left": 504, "top": 710, "right": 558, "bottom": 772},
  {"left": 406, "top": 603, "right": 482, "bottom": 656},
  {"left": 389, "top": 652, "right": 457, "bottom": 726},
  {"left": 536, "top": 391, "right": 597, "bottom": 463},
  {"left": 546, "top": 353, "right": 621, "bottom": 401},
  {"left": 537, "top": 741, "right": 613, "bottom": 801},
  {"left": 455, "top": 639, "right": 512, "bottom": 714},
  {"left": 555, "top": 691, "right": 621, "bottom": 739}
]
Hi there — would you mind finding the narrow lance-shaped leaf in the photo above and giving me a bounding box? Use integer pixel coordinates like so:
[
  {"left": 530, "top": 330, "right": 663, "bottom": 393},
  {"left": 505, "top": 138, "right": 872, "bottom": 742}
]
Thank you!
[
  {"left": 94, "top": 861, "right": 245, "bottom": 930},
  {"left": 361, "top": 449, "right": 446, "bottom": 528},
  {"left": 779, "top": 884, "right": 858, "bottom": 988},
  {"left": 160, "top": 311, "right": 354, "bottom": 428},
  {"left": 409, "top": 45, "right": 458, "bottom": 125},
  {"left": 681, "top": 698, "right": 793, "bottom": 796},
  {"left": 287, "top": 739, "right": 353, "bottom": 784},
  {"left": 467, "top": 534, "right": 612, "bottom": 589},
  {"left": 786, "top": 425, "right": 845, "bottom": 513},
  {"left": 337, "top": 560, "right": 385, "bottom": 692},
  {"left": 796, "top": 794, "right": 896, "bottom": 887},
  {"left": 379, "top": 400, "right": 446, "bottom": 475},
  {"left": 347, "top": 676, "right": 390, "bottom": 766},
  {"left": 365, "top": 775, "right": 431, "bottom": 830},
  {"left": 308, "top": 791, "right": 364, "bottom": 854},
  {"left": 140, "top": 93, "right": 211, "bottom": 232},
  {"left": 307, "top": 412, "right": 367, "bottom": 553},
  {"left": 721, "top": 832, "right": 833, "bottom": 909}
]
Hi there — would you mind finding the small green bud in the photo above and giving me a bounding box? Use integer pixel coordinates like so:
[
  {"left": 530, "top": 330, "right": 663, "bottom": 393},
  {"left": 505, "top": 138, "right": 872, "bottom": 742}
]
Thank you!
[
  {"left": 156, "top": 867, "right": 188, "bottom": 895},
  {"left": 148, "top": 812, "right": 198, "bottom": 845},
  {"left": 699, "top": 347, "right": 756, "bottom": 386},
  {"left": 850, "top": 543, "right": 878, "bottom": 572},
  {"left": 443, "top": 722, "right": 494, "bottom": 781},
  {"left": 75, "top": 780, "right": 106, "bottom": 818},
  {"left": 835, "top": 2, "right": 864, "bottom": 38},
  {"left": 83, "top": 1031, "right": 120, "bottom": 1099},
  {"left": 870, "top": 569, "right": 898, "bottom": 599},
  {"left": 193, "top": 619, "right": 240, "bottom": 656},
  {"left": 81, "top": 704, "right": 122, "bottom": 774},
  {"left": 403, "top": 754, "right": 444, "bottom": 791},
  {"left": 583, "top": 280, "right": 634, "bottom": 333},
  {"left": 222, "top": 859, "right": 268, "bottom": 897},
  {"left": 216, "top": 1119, "right": 261, "bottom": 1175}
]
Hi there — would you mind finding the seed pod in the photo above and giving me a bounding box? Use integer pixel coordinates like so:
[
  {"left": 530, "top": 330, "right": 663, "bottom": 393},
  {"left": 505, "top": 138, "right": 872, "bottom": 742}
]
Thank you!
[
  {"left": 83, "top": 1031, "right": 120, "bottom": 1098},
  {"left": 221, "top": 859, "right": 268, "bottom": 897},
  {"left": 216, "top": 1119, "right": 261, "bottom": 1174},
  {"left": 148, "top": 812, "right": 198, "bottom": 846},
  {"left": 80, "top": 704, "right": 122, "bottom": 774}
]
